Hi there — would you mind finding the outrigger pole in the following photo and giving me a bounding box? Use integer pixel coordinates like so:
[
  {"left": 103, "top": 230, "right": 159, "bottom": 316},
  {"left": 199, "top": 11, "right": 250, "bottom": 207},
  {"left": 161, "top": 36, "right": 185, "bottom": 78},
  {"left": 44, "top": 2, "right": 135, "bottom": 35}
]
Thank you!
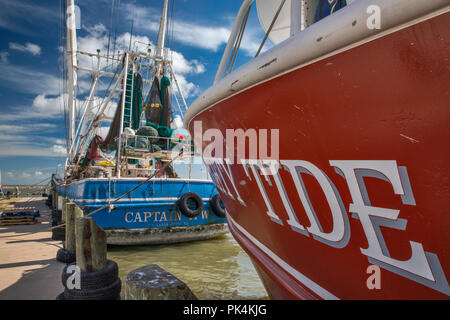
[{"left": 66, "top": 0, "right": 78, "bottom": 153}]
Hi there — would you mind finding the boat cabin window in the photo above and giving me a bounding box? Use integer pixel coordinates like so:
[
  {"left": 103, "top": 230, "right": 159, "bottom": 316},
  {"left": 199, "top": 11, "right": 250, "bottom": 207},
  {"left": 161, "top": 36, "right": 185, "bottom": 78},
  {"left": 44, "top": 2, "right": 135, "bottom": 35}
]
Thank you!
[{"left": 314, "top": 0, "right": 347, "bottom": 23}]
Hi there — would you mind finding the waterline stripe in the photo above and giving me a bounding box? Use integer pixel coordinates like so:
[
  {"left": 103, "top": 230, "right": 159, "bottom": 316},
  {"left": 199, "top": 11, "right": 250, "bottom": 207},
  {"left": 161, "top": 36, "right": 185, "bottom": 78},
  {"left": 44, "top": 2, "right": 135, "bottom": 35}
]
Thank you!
[{"left": 227, "top": 214, "right": 339, "bottom": 300}]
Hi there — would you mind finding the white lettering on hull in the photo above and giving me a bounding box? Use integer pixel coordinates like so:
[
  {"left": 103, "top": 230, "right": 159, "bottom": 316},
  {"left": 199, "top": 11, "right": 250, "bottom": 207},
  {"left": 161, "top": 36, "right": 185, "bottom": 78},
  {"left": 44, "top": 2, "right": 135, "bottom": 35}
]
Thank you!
[{"left": 207, "top": 157, "right": 450, "bottom": 296}]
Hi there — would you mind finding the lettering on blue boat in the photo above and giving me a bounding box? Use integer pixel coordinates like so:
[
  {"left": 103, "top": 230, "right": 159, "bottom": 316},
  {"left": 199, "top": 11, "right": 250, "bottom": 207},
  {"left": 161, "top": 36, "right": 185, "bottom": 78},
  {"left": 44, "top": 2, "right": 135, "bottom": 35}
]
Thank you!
[
  {"left": 124, "top": 210, "right": 182, "bottom": 223},
  {"left": 124, "top": 210, "right": 215, "bottom": 223}
]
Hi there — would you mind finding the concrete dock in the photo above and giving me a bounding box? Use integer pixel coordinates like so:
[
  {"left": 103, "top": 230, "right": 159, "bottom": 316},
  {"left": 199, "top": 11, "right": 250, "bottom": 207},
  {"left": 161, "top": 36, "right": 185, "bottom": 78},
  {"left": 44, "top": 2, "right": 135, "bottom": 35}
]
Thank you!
[{"left": 0, "top": 198, "right": 65, "bottom": 300}]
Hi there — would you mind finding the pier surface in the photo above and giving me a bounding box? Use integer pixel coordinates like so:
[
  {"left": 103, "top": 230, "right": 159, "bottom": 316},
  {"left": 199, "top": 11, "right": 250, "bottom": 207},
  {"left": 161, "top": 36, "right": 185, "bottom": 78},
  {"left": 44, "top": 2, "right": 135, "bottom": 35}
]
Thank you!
[{"left": 0, "top": 198, "right": 64, "bottom": 300}]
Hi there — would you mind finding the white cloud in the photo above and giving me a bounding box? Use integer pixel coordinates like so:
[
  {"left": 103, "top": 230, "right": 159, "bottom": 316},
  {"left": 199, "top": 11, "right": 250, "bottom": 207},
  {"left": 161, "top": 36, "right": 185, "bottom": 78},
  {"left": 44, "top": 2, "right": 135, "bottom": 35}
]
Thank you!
[
  {"left": 32, "top": 94, "right": 64, "bottom": 114},
  {"left": 77, "top": 23, "right": 204, "bottom": 99},
  {"left": 96, "top": 126, "right": 111, "bottom": 140},
  {"left": 51, "top": 145, "right": 67, "bottom": 156},
  {"left": 0, "top": 60, "right": 60, "bottom": 96},
  {"left": 0, "top": 120, "right": 65, "bottom": 158},
  {"left": 86, "top": 97, "right": 117, "bottom": 121},
  {"left": 173, "top": 73, "right": 199, "bottom": 99},
  {"left": 127, "top": 4, "right": 231, "bottom": 52},
  {"left": 0, "top": 0, "right": 57, "bottom": 35},
  {"left": 0, "top": 123, "right": 55, "bottom": 134},
  {"left": 124, "top": 3, "right": 272, "bottom": 56},
  {"left": 170, "top": 115, "right": 183, "bottom": 129},
  {"left": 0, "top": 94, "right": 67, "bottom": 122},
  {"left": 0, "top": 51, "right": 8, "bottom": 63},
  {"left": 0, "top": 138, "right": 67, "bottom": 157},
  {"left": 171, "top": 51, "right": 205, "bottom": 75},
  {"left": 35, "top": 171, "right": 43, "bottom": 176},
  {"left": 77, "top": 25, "right": 154, "bottom": 72},
  {"left": 9, "top": 42, "right": 41, "bottom": 56},
  {"left": 168, "top": 51, "right": 206, "bottom": 98},
  {"left": 171, "top": 22, "right": 230, "bottom": 52}
]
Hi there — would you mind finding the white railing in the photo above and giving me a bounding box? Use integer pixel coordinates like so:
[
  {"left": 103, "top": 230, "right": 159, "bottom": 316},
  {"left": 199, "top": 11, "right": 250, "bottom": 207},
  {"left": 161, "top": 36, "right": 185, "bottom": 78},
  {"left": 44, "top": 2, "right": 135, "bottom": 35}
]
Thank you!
[{"left": 215, "top": 0, "right": 357, "bottom": 83}]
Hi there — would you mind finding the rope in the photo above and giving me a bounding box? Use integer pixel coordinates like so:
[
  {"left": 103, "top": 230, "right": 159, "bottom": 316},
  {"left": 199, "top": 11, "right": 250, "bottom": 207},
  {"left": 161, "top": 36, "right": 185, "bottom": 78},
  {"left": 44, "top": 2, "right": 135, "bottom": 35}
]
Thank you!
[
  {"left": 128, "top": 0, "right": 137, "bottom": 51},
  {"left": 170, "top": 0, "right": 175, "bottom": 63},
  {"left": 255, "top": 0, "right": 286, "bottom": 58},
  {"left": 74, "top": 61, "right": 121, "bottom": 166},
  {"left": 51, "top": 150, "right": 184, "bottom": 230},
  {"left": 107, "top": 0, "right": 115, "bottom": 64},
  {"left": 225, "top": 5, "right": 250, "bottom": 77},
  {"left": 112, "top": 0, "right": 121, "bottom": 61}
]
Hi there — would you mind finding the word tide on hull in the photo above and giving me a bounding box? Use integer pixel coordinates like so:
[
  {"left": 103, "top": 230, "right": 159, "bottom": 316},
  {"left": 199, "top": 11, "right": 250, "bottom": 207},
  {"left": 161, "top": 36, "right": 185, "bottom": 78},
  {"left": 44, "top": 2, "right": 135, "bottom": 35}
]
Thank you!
[{"left": 184, "top": 0, "right": 450, "bottom": 299}]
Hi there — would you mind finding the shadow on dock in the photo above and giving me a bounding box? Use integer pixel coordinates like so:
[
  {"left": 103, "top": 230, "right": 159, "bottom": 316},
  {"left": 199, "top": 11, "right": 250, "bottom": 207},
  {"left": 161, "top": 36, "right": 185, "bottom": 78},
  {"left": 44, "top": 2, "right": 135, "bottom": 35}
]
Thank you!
[{"left": 0, "top": 198, "right": 65, "bottom": 300}]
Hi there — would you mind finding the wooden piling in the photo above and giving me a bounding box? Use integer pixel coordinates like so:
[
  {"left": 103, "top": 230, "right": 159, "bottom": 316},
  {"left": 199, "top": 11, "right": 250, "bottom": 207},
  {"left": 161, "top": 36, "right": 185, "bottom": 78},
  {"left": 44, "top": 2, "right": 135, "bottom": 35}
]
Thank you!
[
  {"left": 51, "top": 190, "right": 56, "bottom": 209},
  {"left": 61, "top": 198, "right": 70, "bottom": 223},
  {"left": 64, "top": 203, "right": 83, "bottom": 253},
  {"left": 75, "top": 217, "right": 107, "bottom": 272}
]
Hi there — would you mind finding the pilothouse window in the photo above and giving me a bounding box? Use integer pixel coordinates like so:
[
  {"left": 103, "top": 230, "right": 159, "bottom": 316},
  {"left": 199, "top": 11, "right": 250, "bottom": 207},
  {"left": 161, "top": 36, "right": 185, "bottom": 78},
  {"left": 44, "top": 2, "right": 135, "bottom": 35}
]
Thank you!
[{"left": 314, "top": 0, "right": 347, "bottom": 23}]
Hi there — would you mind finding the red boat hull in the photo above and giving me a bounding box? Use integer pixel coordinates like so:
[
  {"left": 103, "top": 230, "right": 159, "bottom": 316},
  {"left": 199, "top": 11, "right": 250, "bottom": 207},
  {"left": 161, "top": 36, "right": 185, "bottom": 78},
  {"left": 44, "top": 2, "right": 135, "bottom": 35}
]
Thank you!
[{"left": 188, "top": 12, "right": 450, "bottom": 299}]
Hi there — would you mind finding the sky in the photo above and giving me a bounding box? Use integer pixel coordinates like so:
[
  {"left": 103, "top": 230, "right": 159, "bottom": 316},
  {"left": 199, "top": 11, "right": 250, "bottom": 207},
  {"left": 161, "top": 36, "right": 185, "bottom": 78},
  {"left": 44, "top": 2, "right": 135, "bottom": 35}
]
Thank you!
[{"left": 0, "top": 0, "right": 273, "bottom": 185}]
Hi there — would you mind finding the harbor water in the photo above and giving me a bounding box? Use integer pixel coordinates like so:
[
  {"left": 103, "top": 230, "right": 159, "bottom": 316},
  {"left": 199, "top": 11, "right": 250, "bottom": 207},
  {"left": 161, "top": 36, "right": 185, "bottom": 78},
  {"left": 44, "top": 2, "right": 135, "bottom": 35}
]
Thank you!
[{"left": 108, "top": 232, "right": 269, "bottom": 300}]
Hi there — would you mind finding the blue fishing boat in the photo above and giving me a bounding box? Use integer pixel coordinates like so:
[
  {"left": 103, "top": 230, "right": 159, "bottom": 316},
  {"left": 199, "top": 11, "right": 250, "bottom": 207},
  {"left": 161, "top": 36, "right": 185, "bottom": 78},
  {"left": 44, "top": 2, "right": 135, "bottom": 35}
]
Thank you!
[{"left": 54, "top": 0, "right": 227, "bottom": 245}]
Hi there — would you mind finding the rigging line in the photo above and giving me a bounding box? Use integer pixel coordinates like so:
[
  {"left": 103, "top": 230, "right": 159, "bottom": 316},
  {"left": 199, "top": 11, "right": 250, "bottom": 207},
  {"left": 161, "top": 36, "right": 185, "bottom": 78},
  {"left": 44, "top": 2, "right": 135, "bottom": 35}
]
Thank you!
[
  {"left": 226, "top": 6, "right": 250, "bottom": 76},
  {"left": 128, "top": 0, "right": 137, "bottom": 51},
  {"left": 166, "top": 0, "right": 173, "bottom": 52},
  {"left": 107, "top": 0, "right": 115, "bottom": 65},
  {"left": 112, "top": 0, "right": 121, "bottom": 61},
  {"left": 74, "top": 62, "right": 122, "bottom": 163},
  {"left": 51, "top": 150, "right": 185, "bottom": 230},
  {"left": 225, "top": 5, "right": 250, "bottom": 77},
  {"left": 172, "top": 85, "right": 184, "bottom": 117},
  {"left": 31, "top": 176, "right": 52, "bottom": 187},
  {"left": 255, "top": 0, "right": 286, "bottom": 58},
  {"left": 170, "top": 0, "right": 175, "bottom": 62},
  {"left": 81, "top": 55, "right": 121, "bottom": 133},
  {"left": 92, "top": 61, "right": 121, "bottom": 119}
]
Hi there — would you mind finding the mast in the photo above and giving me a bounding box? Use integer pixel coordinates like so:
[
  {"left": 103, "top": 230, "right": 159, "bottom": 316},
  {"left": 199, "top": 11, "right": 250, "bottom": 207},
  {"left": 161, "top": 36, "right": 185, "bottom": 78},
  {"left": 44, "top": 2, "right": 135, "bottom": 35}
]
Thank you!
[
  {"left": 116, "top": 53, "right": 129, "bottom": 178},
  {"left": 66, "top": 0, "right": 78, "bottom": 156},
  {"left": 155, "top": 0, "right": 169, "bottom": 77}
]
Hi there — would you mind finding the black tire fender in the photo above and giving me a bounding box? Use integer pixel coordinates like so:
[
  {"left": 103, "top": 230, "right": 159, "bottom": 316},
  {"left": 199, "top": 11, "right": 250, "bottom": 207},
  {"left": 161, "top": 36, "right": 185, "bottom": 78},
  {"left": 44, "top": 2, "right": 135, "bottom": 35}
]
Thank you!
[
  {"left": 52, "top": 226, "right": 65, "bottom": 241},
  {"left": 56, "top": 248, "right": 76, "bottom": 264},
  {"left": 56, "top": 292, "right": 65, "bottom": 300},
  {"left": 61, "top": 260, "right": 119, "bottom": 291},
  {"left": 177, "top": 192, "right": 204, "bottom": 218},
  {"left": 210, "top": 194, "right": 226, "bottom": 218},
  {"left": 63, "top": 278, "right": 121, "bottom": 300}
]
